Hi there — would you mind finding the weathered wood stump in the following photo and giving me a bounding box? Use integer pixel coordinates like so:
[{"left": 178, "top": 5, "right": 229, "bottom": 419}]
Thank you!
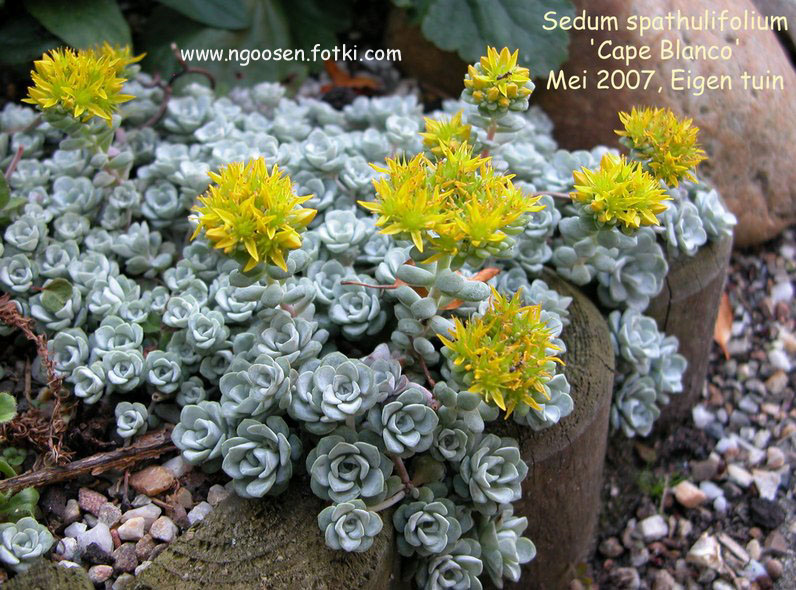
[
  {"left": 135, "top": 273, "right": 613, "bottom": 590},
  {"left": 494, "top": 272, "right": 615, "bottom": 590},
  {"left": 647, "top": 233, "right": 733, "bottom": 430},
  {"left": 134, "top": 481, "right": 398, "bottom": 590},
  {"left": 4, "top": 559, "right": 93, "bottom": 590}
]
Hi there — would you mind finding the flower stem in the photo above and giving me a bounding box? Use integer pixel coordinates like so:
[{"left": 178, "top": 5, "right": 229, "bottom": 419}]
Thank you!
[
  {"left": 535, "top": 191, "right": 571, "bottom": 201},
  {"left": 390, "top": 454, "right": 413, "bottom": 489},
  {"left": 369, "top": 489, "right": 406, "bottom": 512},
  {"left": 481, "top": 121, "right": 497, "bottom": 157},
  {"left": 4, "top": 146, "right": 24, "bottom": 180},
  {"left": 339, "top": 280, "right": 398, "bottom": 290}
]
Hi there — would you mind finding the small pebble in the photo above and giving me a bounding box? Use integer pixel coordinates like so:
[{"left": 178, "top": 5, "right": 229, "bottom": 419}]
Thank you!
[
  {"left": 727, "top": 464, "right": 753, "bottom": 488},
  {"left": 129, "top": 465, "right": 175, "bottom": 496},
  {"left": 135, "top": 560, "right": 153, "bottom": 576},
  {"left": 77, "top": 523, "right": 114, "bottom": 556},
  {"left": 692, "top": 405, "right": 715, "bottom": 429},
  {"left": 150, "top": 515, "right": 178, "bottom": 542},
  {"left": 56, "top": 537, "right": 78, "bottom": 561},
  {"left": 98, "top": 502, "right": 122, "bottom": 527},
  {"left": 88, "top": 564, "right": 114, "bottom": 584},
  {"left": 765, "top": 371, "right": 788, "bottom": 395},
  {"left": 766, "top": 446, "right": 785, "bottom": 469},
  {"left": 112, "top": 542, "right": 138, "bottom": 573},
  {"left": 752, "top": 469, "right": 780, "bottom": 500},
  {"left": 118, "top": 516, "right": 146, "bottom": 541},
  {"left": 691, "top": 456, "right": 719, "bottom": 481},
  {"left": 112, "top": 573, "right": 136, "bottom": 590},
  {"left": 651, "top": 568, "right": 681, "bottom": 590},
  {"left": 132, "top": 494, "right": 152, "bottom": 508},
  {"left": 673, "top": 481, "right": 707, "bottom": 509},
  {"left": 64, "top": 522, "right": 87, "bottom": 538},
  {"left": 121, "top": 504, "right": 162, "bottom": 528},
  {"left": 187, "top": 501, "right": 213, "bottom": 526},
  {"left": 608, "top": 567, "right": 640, "bottom": 590},
  {"left": 173, "top": 487, "right": 193, "bottom": 509},
  {"left": 764, "top": 558, "right": 783, "bottom": 580},
  {"left": 78, "top": 487, "right": 108, "bottom": 517},
  {"left": 63, "top": 499, "right": 81, "bottom": 525},
  {"left": 746, "top": 539, "right": 762, "bottom": 561},
  {"left": 713, "top": 496, "right": 728, "bottom": 513},
  {"left": 768, "top": 349, "right": 792, "bottom": 372},
  {"left": 699, "top": 481, "right": 724, "bottom": 500},
  {"left": 162, "top": 455, "right": 191, "bottom": 479},
  {"left": 207, "top": 484, "right": 230, "bottom": 506},
  {"left": 639, "top": 515, "right": 668, "bottom": 542},
  {"left": 58, "top": 560, "right": 81, "bottom": 569},
  {"left": 135, "top": 534, "right": 156, "bottom": 561}
]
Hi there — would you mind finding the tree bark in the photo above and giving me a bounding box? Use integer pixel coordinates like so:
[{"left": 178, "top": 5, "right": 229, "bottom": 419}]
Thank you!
[{"left": 646, "top": 233, "right": 733, "bottom": 431}]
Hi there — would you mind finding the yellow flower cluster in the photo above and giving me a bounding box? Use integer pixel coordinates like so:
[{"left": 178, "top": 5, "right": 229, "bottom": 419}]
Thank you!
[
  {"left": 420, "top": 111, "right": 471, "bottom": 158},
  {"left": 192, "top": 158, "right": 316, "bottom": 272},
  {"left": 616, "top": 107, "right": 707, "bottom": 187},
  {"left": 439, "top": 289, "right": 562, "bottom": 417},
  {"left": 462, "top": 47, "right": 534, "bottom": 113},
  {"left": 23, "top": 44, "right": 143, "bottom": 124},
  {"left": 572, "top": 152, "right": 669, "bottom": 231},
  {"left": 361, "top": 142, "right": 541, "bottom": 260}
]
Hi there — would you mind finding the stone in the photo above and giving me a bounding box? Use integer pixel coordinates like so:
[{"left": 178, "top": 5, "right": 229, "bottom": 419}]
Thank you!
[
  {"left": 112, "top": 542, "right": 138, "bottom": 573},
  {"left": 770, "top": 280, "right": 794, "bottom": 305},
  {"left": 691, "top": 456, "right": 720, "bottom": 481},
  {"left": 652, "top": 568, "right": 682, "bottom": 590},
  {"left": 750, "top": 498, "right": 786, "bottom": 529},
  {"left": 207, "top": 484, "right": 230, "bottom": 507},
  {"left": 88, "top": 564, "right": 113, "bottom": 584},
  {"left": 727, "top": 464, "right": 753, "bottom": 488},
  {"left": 713, "top": 496, "right": 728, "bottom": 513},
  {"left": 135, "top": 534, "right": 157, "bottom": 561},
  {"left": 677, "top": 518, "right": 693, "bottom": 539},
  {"left": 764, "top": 558, "right": 783, "bottom": 579},
  {"left": 673, "top": 481, "right": 707, "bottom": 508},
  {"left": 687, "top": 533, "right": 723, "bottom": 569},
  {"left": 187, "top": 501, "right": 213, "bottom": 526},
  {"left": 752, "top": 469, "right": 781, "bottom": 500},
  {"left": 135, "top": 560, "right": 153, "bottom": 576},
  {"left": 609, "top": 567, "right": 641, "bottom": 590},
  {"left": 763, "top": 530, "right": 788, "bottom": 554},
  {"left": 129, "top": 465, "right": 175, "bottom": 496},
  {"left": 769, "top": 349, "right": 792, "bottom": 372},
  {"left": 98, "top": 502, "right": 122, "bottom": 527},
  {"left": 692, "top": 405, "right": 715, "bottom": 430},
  {"left": 746, "top": 539, "right": 761, "bottom": 561},
  {"left": 718, "top": 532, "right": 750, "bottom": 563},
  {"left": 699, "top": 481, "right": 724, "bottom": 501},
  {"left": 150, "top": 516, "right": 178, "bottom": 542},
  {"left": 532, "top": 0, "right": 796, "bottom": 246},
  {"left": 712, "top": 581, "right": 734, "bottom": 590},
  {"left": 78, "top": 487, "right": 108, "bottom": 516},
  {"left": 82, "top": 542, "right": 113, "bottom": 565},
  {"left": 765, "top": 370, "right": 789, "bottom": 395},
  {"left": 118, "top": 516, "right": 146, "bottom": 541},
  {"left": 599, "top": 536, "right": 625, "bottom": 558},
  {"left": 162, "top": 455, "right": 192, "bottom": 479},
  {"left": 113, "top": 573, "right": 136, "bottom": 590},
  {"left": 62, "top": 499, "right": 81, "bottom": 526},
  {"left": 173, "top": 487, "right": 193, "bottom": 509},
  {"left": 64, "top": 522, "right": 87, "bottom": 538},
  {"left": 121, "top": 504, "right": 162, "bottom": 528},
  {"left": 132, "top": 494, "right": 152, "bottom": 507},
  {"left": 639, "top": 515, "right": 668, "bottom": 542},
  {"left": 77, "top": 522, "right": 113, "bottom": 555},
  {"left": 55, "top": 537, "right": 78, "bottom": 561},
  {"left": 765, "top": 446, "right": 785, "bottom": 469}
]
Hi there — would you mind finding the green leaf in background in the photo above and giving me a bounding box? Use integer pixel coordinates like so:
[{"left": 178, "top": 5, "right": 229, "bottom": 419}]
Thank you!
[
  {"left": 0, "top": 175, "right": 9, "bottom": 210},
  {"left": 0, "top": 488, "right": 40, "bottom": 522},
  {"left": 0, "top": 392, "right": 16, "bottom": 425},
  {"left": 141, "top": 0, "right": 302, "bottom": 92},
  {"left": 156, "top": 0, "right": 250, "bottom": 31},
  {"left": 282, "top": 0, "right": 353, "bottom": 57},
  {"left": 0, "top": 12, "right": 58, "bottom": 66},
  {"left": 40, "top": 278, "right": 73, "bottom": 314},
  {"left": 419, "top": 0, "right": 574, "bottom": 76},
  {"left": 24, "top": 0, "right": 131, "bottom": 49}
]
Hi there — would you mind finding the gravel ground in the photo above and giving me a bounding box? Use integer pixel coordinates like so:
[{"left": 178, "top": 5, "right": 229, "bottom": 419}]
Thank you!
[{"left": 587, "top": 228, "right": 795, "bottom": 590}]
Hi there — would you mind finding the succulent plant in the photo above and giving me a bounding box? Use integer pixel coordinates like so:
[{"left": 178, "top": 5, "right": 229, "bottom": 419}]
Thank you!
[
  {"left": 611, "top": 373, "right": 660, "bottom": 438},
  {"left": 172, "top": 401, "right": 229, "bottom": 471},
  {"left": 477, "top": 507, "right": 536, "bottom": 588},
  {"left": 221, "top": 416, "right": 301, "bottom": 498},
  {"left": 0, "top": 254, "right": 38, "bottom": 294},
  {"left": 658, "top": 197, "right": 707, "bottom": 257},
  {"left": 102, "top": 349, "right": 144, "bottom": 393},
  {"left": 318, "top": 499, "right": 384, "bottom": 553},
  {"left": 115, "top": 401, "right": 148, "bottom": 439},
  {"left": 255, "top": 310, "right": 328, "bottom": 366},
  {"left": 48, "top": 328, "right": 90, "bottom": 376},
  {"left": 454, "top": 434, "right": 528, "bottom": 515},
  {"left": 220, "top": 354, "right": 293, "bottom": 420},
  {"left": 329, "top": 277, "right": 387, "bottom": 339},
  {"left": 4, "top": 215, "right": 47, "bottom": 252},
  {"left": 89, "top": 315, "right": 144, "bottom": 360},
  {"left": 394, "top": 486, "right": 463, "bottom": 556},
  {"left": 415, "top": 538, "right": 484, "bottom": 590},
  {"left": 69, "top": 361, "right": 106, "bottom": 404},
  {"left": 144, "top": 350, "right": 183, "bottom": 394},
  {"left": 186, "top": 308, "right": 229, "bottom": 353},
  {"left": 366, "top": 386, "right": 438, "bottom": 457},
  {"left": 462, "top": 47, "right": 534, "bottom": 117},
  {"left": 608, "top": 309, "right": 662, "bottom": 375},
  {"left": 306, "top": 429, "right": 393, "bottom": 503},
  {"left": 694, "top": 187, "right": 736, "bottom": 240},
  {"left": 0, "top": 516, "right": 54, "bottom": 573},
  {"left": 38, "top": 240, "right": 80, "bottom": 279}
]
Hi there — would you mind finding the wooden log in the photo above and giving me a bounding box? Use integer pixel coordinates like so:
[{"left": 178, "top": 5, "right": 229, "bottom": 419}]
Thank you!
[
  {"left": 3, "top": 559, "right": 93, "bottom": 590},
  {"left": 134, "top": 480, "right": 399, "bottom": 590},
  {"left": 490, "top": 271, "right": 615, "bottom": 590},
  {"left": 646, "top": 233, "right": 733, "bottom": 430}
]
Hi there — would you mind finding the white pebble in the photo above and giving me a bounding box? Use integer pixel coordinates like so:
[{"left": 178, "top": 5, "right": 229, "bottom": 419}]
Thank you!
[
  {"left": 699, "top": 481, "right": 724, "bottom": 501},
  {"left": 207, "top": 484, "right": 230, "bottom": 507},
  {"left": 639, "top": 514, "right": 668, "bottom": 542},
  {"left": 121, "top": 504, "right": 162, "bottom": 529},
  {"left": 692, "top": 405, "right": 715, "bottom": 430},
  {"left": 117, "top": 516, "right": 146, "bottom": 541},
  {"left": 768, "top": 349, "right": 792, "bottom": 372},
  {"left": 56, "top": 537, "right": 78, "bottom": 561},
  {"left": 752, "top": 469, "right": 780, "bottom": 500},
  {"left": 771, "top": 281, "right": 793, "bottom": 305},
  {"left": 727, "top": 464, "right": 753, "bottom": 488},
  {"left": 150, "top": 515, "right": 178, "bottom": 542},
  {"left": 77, "top": 522, "right": 113, "bottom": 555},
  {"left": 187, "top": 501, "right": 213, "bottom": 525},
  {"left": 162, "top": 455, "right": 192, "bottom": 478},
  {"left": 64, "top": 522, "right": 87, "bottom": 538},
  {"left": 714, "top": 496, "right": 728, "bottom": 513}
]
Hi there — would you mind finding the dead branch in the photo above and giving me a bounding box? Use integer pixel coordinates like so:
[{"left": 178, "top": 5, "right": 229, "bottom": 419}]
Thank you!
[{"left": 0, "top": 428, "right": 176, "bottom": 494}]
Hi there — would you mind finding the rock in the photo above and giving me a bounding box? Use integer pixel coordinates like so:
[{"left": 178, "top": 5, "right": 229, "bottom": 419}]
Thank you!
[
  {"left": 162, "top": 455, "right": 192, "bottom": 479},
  {"left": 187, "top": 501, "right": 213, "bottom": 526},
  {"left": 727, "top": 464, "right": 753, "bottom": 488},
  {"left": 150, "top": 516, "right": 178, "bottom": 542},
  {"left": 77, "top": 522, "right": 113, "bottom": 555},
  {"left": 609, "top": 567, "right": 641, "bottom": 590},
  {"left": 113, "top": 573, "right": 136, "bottom": 590},
  {"left": 687, "top": 533, "right": 723, "bottom": 569},
  {"left": 88, "top": 564, "right": 113, "bottom": 584},
  {"left": 78, "top": 487, "right": 108, "bottom": 516},
  {"left": 764, "top": 558, "right": 783, "bottom": 579},
  {"left": 173, "top": 487, "right": 193, "bottom": 509},
  {"left": 98, "top": 502, "right": 122, "bottom": 527},
  {"left": 765, "top": 371, "right": 789, "bottom": 395},
  {"left": 64, "top": 522, "right": 87, "bottom": 538},
  {"left": 121, "top": 504, "right": 162, "bottom": 528},
  {"left": 532, "top": 0, "right": 796, "bottom": 246},
  {"left": 135, "top": 534, "right": 157, "bottom": 561},
  {"left": 55, "top": 537, "right": 78, "bottom": 561},
  {"left": 652, "top": 568, "right": 682, "bottom": 590},
  {"left": 673, "top": 481, "right": 707, "bottom": 508},
  {"left": 82, "top": 542, "right": 112, "bottom": 565},
  {"left": 699, "top": 481, "right": 724, "bottom": 500},
  {"left": 112, "top": 542, "right": 138, "bottom": 573},
  {"left": 135, "top": 560, "right": 153, "bottom": 576},
  {"left": 599, "top": 536, "right": 625, "bottom": 558},
  {"left": 713, "top": 496, "right": 728, "bottom": 513},
  {"left": 712, "top": 580, "right": 734, "bottom": 590},
  {"left": 752, "top": 469, "right": 780, "bottom": 500},
  {"left": 746, "top": 539, "right": 762, "bottom": 561},
  {"left": 692, "top": 405, "right": 715, "bottom": 430},
  {"left": 677, "top": 518, "right": 693, "bottom": 540},
  {"left": 630, "top": 545, "right": 650, "bottom": 567},
  {"left": 763, "top": 530, "right": 788, "bottom": 554},
  {"left": 770, "top": 280, "right": 794, "bottom": 305},
  {"left": 750, "top": 498, "right": 786, "bottom": 529},
  {"left": 63, "top": 499, "right": 81, "bottom": 525},
  {"left": 118, "top": 516, "right": 146, "bottom": 541},
  {"left": 738, "top": 396, "right": 760, "bottom": 414},
  {"left": 718, "top": 532, "right": 750, "bottom": 563},
  {"left": 639, "top": 515, "right": 668, "bottom": 542},
  {"left": 207, "top": 484, "right": 230, "bottom": 507},
  {"left": 691, "top": 456, "right": 720, "bottom": 481},
  {"left": 768, "top": 349, "right": 792, "bottom": 372},
  {"left": 129, "top": 465, "right": 175, "bottom": 496},
  {"left": 132, "top": 494, "right": 152, "bottom": 507}
]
